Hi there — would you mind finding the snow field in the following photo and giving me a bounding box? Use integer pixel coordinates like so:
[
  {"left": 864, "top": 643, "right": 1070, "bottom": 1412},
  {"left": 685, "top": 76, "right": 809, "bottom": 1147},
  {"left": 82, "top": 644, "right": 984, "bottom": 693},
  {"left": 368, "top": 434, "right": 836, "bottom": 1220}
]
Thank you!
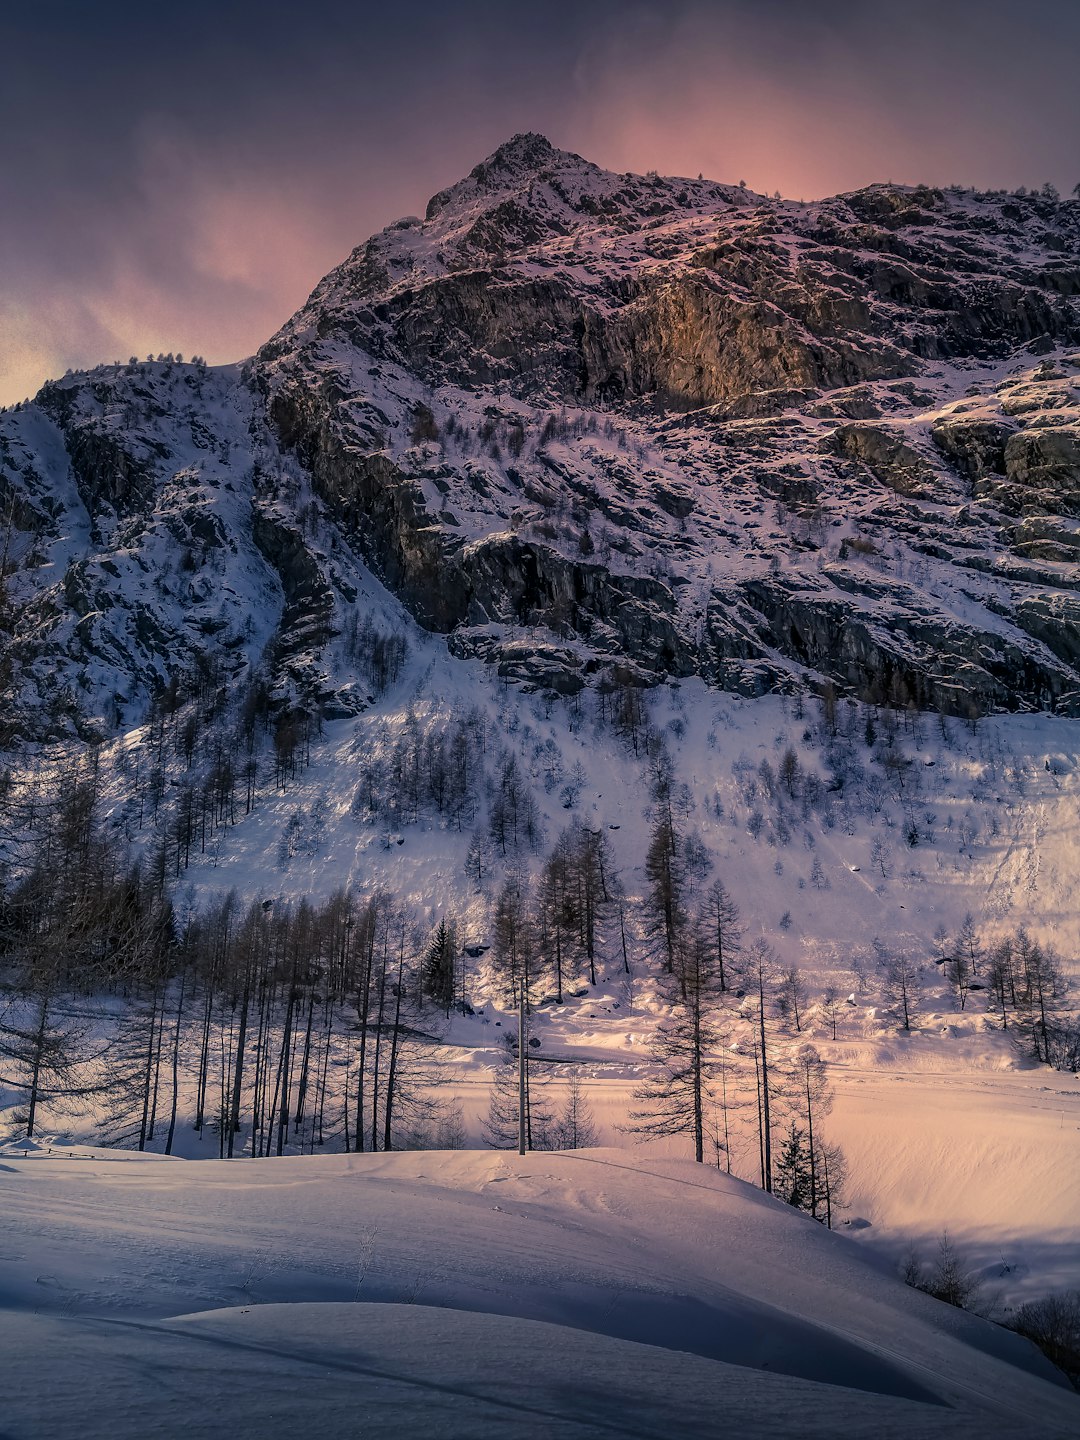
[{"left": 1, "top": 1144, "right": 1077, "bottom": 1437}]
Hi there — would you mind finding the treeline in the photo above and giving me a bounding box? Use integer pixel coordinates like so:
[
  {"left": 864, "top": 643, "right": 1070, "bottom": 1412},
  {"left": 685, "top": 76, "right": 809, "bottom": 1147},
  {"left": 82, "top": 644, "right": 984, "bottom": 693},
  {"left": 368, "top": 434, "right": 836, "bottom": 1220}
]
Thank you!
[
  {"left": 351, "top": 706, "right": 489, "bottom": 831},
  {"left": 0, "top": 742, "right": 850, "bottom": 1215},
  {"left": 99, "top": 605, "right": 411, "bottom": 875},
  {"left": 966, "top": 925, "right": 1075, "bottom": 1069},
  {"left": 0, "top": 861, "right": 468, "bottom": 1154},
  {"left": 0, "top": 738, "right": 481, "bottom": 1149}
]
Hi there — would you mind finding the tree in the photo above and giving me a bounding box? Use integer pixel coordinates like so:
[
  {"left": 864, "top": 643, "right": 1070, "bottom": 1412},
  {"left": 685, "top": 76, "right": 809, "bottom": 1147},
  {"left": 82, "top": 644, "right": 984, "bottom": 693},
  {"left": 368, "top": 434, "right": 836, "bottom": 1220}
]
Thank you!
[
  {"left": 549, "top": 1070, "right": 598, "bottom": 1149},
  {"left": 492, "top": 873, "right": 536, "bottom": 1002},
  {"left": 819, "top": 985, "right": 843, "bottom": 1040},
  {"left": 956, "top": 913, "right": 981, "bottom": 977},
  {"left": 611, "top": 679, "right": 648, "bottom": 755},
  {"left": 483, "top": 1032, "right": 550, "bottom": 1150},
  {"left": 163, "top": 965, "right": 189, "bottom": 1155},
  {"left": 681, "top": 834, "right": 713, "bottom": 896},
  {"left": 909, "top": 1232, "right": 983, "bottom": 1311},
  {"left": 1014, "top": 930, "right": 1067, "bottom": 1064},
  {"left": 628, "top": 929, "right": 721, "bottom": 1163},
  {"left": 102, "top": 982, "right": 171, "bottom": 1151},
  {"left": 945, "top": 949, "right": 971, "bottom": 1011},
  {"left": 489, "top": 756, "right": 541, "bottom": 856},
  {"left": 820, "top": 682, "right": 838, "bottom": 736},
  {"left": 779, "top": 746, "right": 801, "bottom": 800},
  {"left": 816, "top": 1137, "right": 846, "bottom": 1229},
  {"left": 707, "top": 1030, "right": 746, "bottom": 1174},
  {"left": 538, "top": 833, "right": 573, "bottom": 1002},
  {"left": 744, "top": 941, "right": 779, "bottom": 1191},
  {"left": 610, "top": 873, "right": 633, "bottom": 978},
  {"left": 880, "top": 949, "right": 921, "bottom": 1032},
  {"left": 778, "top": 966, "right": 807, "bottom": 1032},
  {"left": 644, "top": 813, "right": 684, "bottom": 974},
  {"left": 790, "top": 1044, "right": 834, "bottom": 1221},
  {"left": 700, "top": 879, "right": 741, "bottom": 992},
  {"left": 464, "top": 830, "right": 490, "bottom": 890},
  {"left": 1010, "top": 1291, "right": 1080, "bottom": 1387},
  {"left": 566, "top": 821, "right": 612, "bottom": 988},
  {"left": 775, "top": 1122, "right": 813, "bottom": 1211},
  {"left": 0, "top": 989, "right": 103, "bottom": 1137},
  {"left": 987, "top": 936, "right": 1017, "bottom": 1030},
  {"left": 422, "top": 918, "right": 458, "bottom": 1016}
]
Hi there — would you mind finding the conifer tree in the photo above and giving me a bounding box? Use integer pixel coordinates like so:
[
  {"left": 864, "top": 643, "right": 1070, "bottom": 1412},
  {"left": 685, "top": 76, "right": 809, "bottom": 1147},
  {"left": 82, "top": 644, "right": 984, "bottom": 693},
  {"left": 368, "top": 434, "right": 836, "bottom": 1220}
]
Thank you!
[
  {"left": 423, "top": 918, "right": 458, "bottom": 1015},
  {"left": 629, "top": 928, "right": 721, "bottom": 1162}
]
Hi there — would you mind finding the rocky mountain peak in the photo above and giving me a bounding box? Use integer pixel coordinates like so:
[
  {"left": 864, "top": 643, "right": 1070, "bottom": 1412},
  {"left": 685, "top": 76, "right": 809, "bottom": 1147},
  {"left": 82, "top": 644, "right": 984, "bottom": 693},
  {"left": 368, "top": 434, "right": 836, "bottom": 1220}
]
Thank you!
[
  {"left": 473, "top": 131, "right": 563, "bottom": 180},
  {"left": 424, "top": 132, "right": 592, "bottom": 220}
]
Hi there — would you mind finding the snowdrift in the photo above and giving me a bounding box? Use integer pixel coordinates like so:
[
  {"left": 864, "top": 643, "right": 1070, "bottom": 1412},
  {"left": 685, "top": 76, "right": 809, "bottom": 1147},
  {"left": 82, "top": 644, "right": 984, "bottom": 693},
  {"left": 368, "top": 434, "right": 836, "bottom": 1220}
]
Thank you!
[{"left": 0, "top": 1144, "right": 1076, "bottom": 1437}]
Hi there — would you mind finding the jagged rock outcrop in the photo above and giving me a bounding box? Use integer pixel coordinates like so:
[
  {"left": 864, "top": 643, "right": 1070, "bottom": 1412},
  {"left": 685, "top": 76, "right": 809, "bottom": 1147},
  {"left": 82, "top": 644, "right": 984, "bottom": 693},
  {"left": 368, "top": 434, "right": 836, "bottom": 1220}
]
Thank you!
[
  {"left": 931, "top": 415, "right": 1014, "bottom": 479},
  {"left": 34, "top": 378, "right": 160, "bottom": 519},
  {"left": 0, "top": 365, "right": 289, "bottom": 739},
  {"left": 251, "top": 136, "right": 1080, "bottom": 714},
  {"left": 1004, "top": 427, "right": 1080, "bottom": 512},
  {"left": 827, "top": 425, "right": 941, "bottom": 498}
]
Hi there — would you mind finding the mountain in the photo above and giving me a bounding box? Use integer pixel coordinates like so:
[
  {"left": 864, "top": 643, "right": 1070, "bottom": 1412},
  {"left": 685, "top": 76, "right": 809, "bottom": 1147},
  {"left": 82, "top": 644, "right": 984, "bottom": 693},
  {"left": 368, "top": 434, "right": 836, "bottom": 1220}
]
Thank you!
[
  {"left": 4, "top": 134, "right": 1080, "bottom": 744},
  {"left": 3, "top": 139, "right": 1080, "bottom": 1406}
]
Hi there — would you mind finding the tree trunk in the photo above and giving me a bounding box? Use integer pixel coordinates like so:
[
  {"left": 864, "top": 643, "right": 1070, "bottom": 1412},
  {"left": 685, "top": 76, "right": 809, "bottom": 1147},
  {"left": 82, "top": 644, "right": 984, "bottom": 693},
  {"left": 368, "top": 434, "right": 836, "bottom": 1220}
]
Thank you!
[
  {"left": 25, "top": 994, "right": 49, "bottom": 1139},
  {"left": 164, "top": 970, "right": 187, "bottom": 1156},
  {"left": 757, "top": 970, "right": 773, "bottom": 1193},
  {"left": 227, "top": 973, "right": 250, "bottom": 1159},
  {"left": 382, "top": 938, "right": 407, "bottom": 1152},
  {"left": 518, "top": 983, "right": 527, "bottom": 1156}
]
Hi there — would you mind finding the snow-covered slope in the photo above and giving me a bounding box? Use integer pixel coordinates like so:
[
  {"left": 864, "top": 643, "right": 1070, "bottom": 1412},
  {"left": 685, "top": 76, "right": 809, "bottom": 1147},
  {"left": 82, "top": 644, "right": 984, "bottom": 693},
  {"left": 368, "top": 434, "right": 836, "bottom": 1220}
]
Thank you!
[{"left": 0, "top": 1144, "right": 1076, "bottom": 1437}]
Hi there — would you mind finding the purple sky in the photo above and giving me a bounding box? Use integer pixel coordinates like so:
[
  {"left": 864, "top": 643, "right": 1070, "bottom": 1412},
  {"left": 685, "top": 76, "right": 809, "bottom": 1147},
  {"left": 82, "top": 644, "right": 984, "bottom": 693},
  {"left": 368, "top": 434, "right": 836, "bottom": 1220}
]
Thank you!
[{"left": 3, "top": 0, "right": 1077, "bottom": 405}]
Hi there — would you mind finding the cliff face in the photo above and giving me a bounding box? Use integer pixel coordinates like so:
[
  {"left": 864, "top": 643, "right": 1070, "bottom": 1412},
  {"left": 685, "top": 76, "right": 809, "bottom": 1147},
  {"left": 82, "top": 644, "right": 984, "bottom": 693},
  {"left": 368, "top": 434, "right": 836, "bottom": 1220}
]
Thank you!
[
  {"left": 4, "top": 135, "right": 1080, "bottom": 741},
  {"left": 253, "top": 134, "right": 1080, "bottom": 716}
]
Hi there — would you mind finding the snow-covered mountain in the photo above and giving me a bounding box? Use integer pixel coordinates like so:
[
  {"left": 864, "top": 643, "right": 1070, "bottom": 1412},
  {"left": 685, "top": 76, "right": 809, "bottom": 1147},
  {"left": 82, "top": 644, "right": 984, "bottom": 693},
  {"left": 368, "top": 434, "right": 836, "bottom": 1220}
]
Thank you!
[
  {"left": 4, "top": 133, "right": 1080, "bottom": 742},
  {"left": 3, "top": 139, "right": 1080, "bottom": 1394}
]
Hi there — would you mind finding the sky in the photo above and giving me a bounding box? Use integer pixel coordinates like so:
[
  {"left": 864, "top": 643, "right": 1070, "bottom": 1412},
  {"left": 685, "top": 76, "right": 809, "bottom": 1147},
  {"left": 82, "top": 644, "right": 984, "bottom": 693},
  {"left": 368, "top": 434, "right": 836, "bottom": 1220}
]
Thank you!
[{"left": 2, "top": 0, "right": 1078, "bottom": 405}]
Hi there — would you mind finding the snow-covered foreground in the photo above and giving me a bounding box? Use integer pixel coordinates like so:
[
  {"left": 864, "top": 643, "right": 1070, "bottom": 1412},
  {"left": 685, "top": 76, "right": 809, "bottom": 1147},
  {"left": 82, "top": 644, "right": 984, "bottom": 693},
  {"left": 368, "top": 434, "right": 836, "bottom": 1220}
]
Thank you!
[
  {"left": 0, "top": 1145, "right": 1076, "bottom": 1437},
  {"left": 439, "top": 1057, "right": 1080, "bottom": 1308}
]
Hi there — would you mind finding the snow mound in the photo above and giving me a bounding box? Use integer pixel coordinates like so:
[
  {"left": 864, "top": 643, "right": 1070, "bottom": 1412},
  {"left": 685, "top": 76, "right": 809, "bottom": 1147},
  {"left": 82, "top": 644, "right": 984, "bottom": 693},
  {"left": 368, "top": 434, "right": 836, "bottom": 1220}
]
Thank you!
[
  {"left": 0, "top": 1146, "right": 1076, "bottom": 1436},
  {"left": 0, "top": 1302, "right": 1045, "bottom": 1440}
]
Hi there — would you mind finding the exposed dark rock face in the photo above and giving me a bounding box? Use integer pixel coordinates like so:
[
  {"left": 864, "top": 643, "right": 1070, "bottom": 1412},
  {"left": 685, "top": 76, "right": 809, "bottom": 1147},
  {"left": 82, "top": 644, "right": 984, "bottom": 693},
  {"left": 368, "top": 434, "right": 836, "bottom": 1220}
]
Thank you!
[
  {"left": 267, "top": 380, "right": 468, "bottom": 633},
  {"left": 931, "top": 415, "right": 1014, "bottom": 479},
  {"left": 0, "top": 365, "right": 291, "bottom": 739},
  {"left": 250, "top": 506, "right": 336, "bottom": 697},
  {"left": 36, "top": 377, "right": 158, "bottom": 518},
  {"left": 827, "top": 426, "right": 941, "bottom": 498},
  {"left": 1005, "top": 428, "right": 1080, "bottom": 512},
  {"left": 252, "top": 138, "right": 1080, "bottom": 715}
]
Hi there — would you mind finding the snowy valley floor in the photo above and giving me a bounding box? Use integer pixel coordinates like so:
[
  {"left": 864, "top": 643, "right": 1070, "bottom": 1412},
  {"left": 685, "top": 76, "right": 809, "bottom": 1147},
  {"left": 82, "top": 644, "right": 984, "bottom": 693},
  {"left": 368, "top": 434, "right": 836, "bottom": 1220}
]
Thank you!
[{"left": 1, "top": 1145, "right": 1078, "bottom": 1439}]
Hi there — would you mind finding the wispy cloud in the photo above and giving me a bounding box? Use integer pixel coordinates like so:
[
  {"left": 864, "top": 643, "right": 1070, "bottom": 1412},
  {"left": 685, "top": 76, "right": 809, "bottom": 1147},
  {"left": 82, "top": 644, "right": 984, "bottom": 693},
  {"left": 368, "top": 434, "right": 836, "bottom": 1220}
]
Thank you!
[{"left": 2, "top": 0, "right": 1076, "bottom": 405}]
